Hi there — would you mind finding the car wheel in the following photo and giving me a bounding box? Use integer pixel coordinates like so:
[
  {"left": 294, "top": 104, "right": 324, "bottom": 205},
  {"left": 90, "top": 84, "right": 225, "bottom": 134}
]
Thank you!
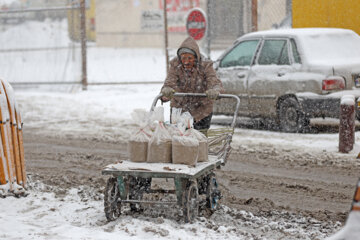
[{"left": 278, "top": 98, "right": 308, "bottom": 133}]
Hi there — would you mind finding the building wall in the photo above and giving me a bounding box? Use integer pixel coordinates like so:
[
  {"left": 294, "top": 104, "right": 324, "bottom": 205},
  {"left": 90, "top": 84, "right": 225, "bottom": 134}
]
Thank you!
[
  {"left": 95, "top": 0, "right": 287, "bottom": 48},
  {"left": 96, "top": 0, "right": 207, "bottom": 48},
  {"left": 292, "top": 0, "right": 360, "bottom": 36}
]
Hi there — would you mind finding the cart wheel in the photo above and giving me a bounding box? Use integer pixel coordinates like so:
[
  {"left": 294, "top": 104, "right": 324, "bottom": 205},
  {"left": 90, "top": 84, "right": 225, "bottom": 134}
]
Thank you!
[
  {"left": 129, "top": 177, "right": 150, "bottom": 212},
  {"left": 183, "top": 182, "right": 199, "bottom": 223},
  {"left": 104, "top": 177, "right": 121, "bottom": 221},
  {"left": 206, "top": 173, "right": 221, "bottom": 212}
]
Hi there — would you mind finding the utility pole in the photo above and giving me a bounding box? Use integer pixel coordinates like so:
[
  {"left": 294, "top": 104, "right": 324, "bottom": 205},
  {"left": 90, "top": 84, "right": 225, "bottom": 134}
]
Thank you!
[
  {"left": 163, "top": 0, "right": 169, "bottom": 75},
  {"left": 206, "top": 0, "right": 211, "bottom": 59},
  {"left": 251, "top": 0, "right": 258, "bottom": 32},
  {"left": 80, "top": 0, "right": 87, "bottom": 90}
]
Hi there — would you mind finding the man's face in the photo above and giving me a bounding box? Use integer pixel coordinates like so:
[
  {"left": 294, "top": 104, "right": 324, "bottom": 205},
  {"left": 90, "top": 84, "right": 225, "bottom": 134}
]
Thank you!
[{"left": 180, "top": 53, "right": 196, "bottom": 70}]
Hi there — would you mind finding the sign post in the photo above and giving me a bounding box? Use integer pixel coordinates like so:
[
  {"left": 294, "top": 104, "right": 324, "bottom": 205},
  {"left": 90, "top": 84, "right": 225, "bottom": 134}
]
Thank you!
[
  {"left": 80, "top": 0, "right": 87, "bottom": 90},
  {"left": 163, "top": 0, "right": 169, "bottom": 74},
  {"left": 186, "top": 8, "right": 207, "bottom": 41}
]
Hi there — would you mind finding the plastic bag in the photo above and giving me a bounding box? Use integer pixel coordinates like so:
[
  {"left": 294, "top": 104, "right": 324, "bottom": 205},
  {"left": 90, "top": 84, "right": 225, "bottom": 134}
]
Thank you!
[
  {"left": 166, "top": 107, "right": 184, "bottom": 136},
  {"left": 180, "top": 111, "right": 193, "bottom": 129},
  {"left": 171, "top": 107, "right": 182, "bottom": 124},
  {"left": 147, "top": 107, "right": 172, "bottom": 163},
  {"left": 128, "top": 109, "right": 152, "bottom": 162},
  {"left": 167, "top": 123, "right": 181, "bottom": 136}
]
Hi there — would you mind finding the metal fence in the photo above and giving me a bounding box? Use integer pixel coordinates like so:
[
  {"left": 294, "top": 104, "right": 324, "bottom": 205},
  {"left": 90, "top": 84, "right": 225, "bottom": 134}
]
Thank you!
[
  {"left": 207, "top": 0, "right": 291, "bottom": 49},
  {"left": 207, "top": 0, "right": 245, "bottom": 49},
  {"left": 0, "top": 0, "right": 85, "bottom": 89},
  {"left": 0, "top": 0, "right": 291, "bottom": 89}
]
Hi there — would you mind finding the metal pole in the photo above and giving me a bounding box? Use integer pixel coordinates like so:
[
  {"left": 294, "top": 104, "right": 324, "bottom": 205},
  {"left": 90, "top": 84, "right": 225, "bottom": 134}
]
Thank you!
[
  {"left": 80, "top": 0, "right": 88, "bottom": 90},
  {"left": 286, "top": 0, "right": 292, "bottom": 28},
  {"left": 163, "top": 0, "right": 169, "bottom": 75},
  {"left": 206, "top": 0, "right": 211, "bottom": 59},
  {"left": 71, "top": 5, "right": 76, "bottom": 61},
  {"left": 251, "top": 0, "right": 258, "bottom": 32}
]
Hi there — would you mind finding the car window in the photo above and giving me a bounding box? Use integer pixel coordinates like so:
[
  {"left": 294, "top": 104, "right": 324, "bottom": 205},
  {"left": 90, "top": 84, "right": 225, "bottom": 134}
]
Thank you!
[
  {"left": 220, "top": 40, "right": 259, "bottom": 68},
  {"left": 290, "top": 39, "right": 301, "bottom": 64},
  {"left": 258, "top": 39, "right": 290, "bottom": 65}
]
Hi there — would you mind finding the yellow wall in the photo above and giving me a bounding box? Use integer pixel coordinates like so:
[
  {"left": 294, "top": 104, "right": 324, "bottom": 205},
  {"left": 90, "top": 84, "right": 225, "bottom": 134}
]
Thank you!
[
  {"left": 292, "top": 0, "right": 360, "bottom": 35},
  {"left": 87, "top": 0, "right": 96, "bottom": 41},
  {"left": 67, "top": 0, "right": 96, "bottom": 42}
]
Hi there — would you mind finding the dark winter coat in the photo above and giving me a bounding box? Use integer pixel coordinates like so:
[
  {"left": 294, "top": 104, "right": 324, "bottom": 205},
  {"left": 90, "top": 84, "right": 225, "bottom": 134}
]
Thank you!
[{"left": 161, "top": 37, "right": 224, "bottom": 122}]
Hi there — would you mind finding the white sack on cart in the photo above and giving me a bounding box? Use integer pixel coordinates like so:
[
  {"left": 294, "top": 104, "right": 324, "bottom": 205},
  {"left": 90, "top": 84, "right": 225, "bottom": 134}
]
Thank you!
[
  {"left": 147, "top": 107, "right": 172, "bottom": 163},
  {"left": 186, "top": 129, "right": 208, "bottom": 162},
  {"left": 183, "top": 112, "right": 209, "bottom": 162},
  {"left": 172, "top": 122, "right": 199, "bottom": 165},
  {"left": 128, "top": 109, "right": 152, "bottom": 162}
]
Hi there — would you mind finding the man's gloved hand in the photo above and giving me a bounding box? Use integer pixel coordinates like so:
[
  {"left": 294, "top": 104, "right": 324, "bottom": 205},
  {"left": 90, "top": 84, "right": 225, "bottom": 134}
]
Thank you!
[
  {"left": 206, "top": 89, "right": 220, "bottom": 100},
  {"left": 161, "top": 87, "right": 175, "bottom": 99}
]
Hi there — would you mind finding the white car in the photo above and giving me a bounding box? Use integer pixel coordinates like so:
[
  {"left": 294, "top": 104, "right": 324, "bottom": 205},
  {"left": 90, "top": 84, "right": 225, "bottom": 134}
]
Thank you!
[{"left": 213, "top": 28, "right": 360, "bottom": 132}]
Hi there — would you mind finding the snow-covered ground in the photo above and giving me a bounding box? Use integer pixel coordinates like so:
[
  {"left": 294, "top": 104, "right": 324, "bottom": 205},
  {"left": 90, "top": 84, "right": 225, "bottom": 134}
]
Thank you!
[
  {"left": 1, "top": 179, "right": 342, "bottom": 240},
  {"left": 2, "top": 76, "right": 358, "bottom": 240},
  {"left": 0, "top": 18, "right": 359, "bottom": 240},
  {"left": 14, "top": 84, "right": 360, "bottom": 158}
]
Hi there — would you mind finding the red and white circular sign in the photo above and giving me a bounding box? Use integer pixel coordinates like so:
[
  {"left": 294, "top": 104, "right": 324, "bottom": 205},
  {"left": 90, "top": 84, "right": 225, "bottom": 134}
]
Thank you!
[{"left": 186, "top": 8, "right": 207, "bottom": 41}]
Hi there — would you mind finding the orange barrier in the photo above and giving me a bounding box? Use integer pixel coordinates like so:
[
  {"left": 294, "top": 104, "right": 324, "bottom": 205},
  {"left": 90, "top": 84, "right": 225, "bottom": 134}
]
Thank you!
[
  {"left": 0, "top": 82, "right": 15, "bottom": 190},
  {"left": 0, "top": 79, "right": 26, "bottom": 194},
  {"left": 0, "top": 137, "right": 8, "bottom": 185},
  {"left": 1, "top": 80, "right": 23, "bottom": 186},
  {"left": 351, "top": 178, "right": 360, "bottom": 211},
  {"left": 15, "top": 107, "right": 25, "bottom": 187}
]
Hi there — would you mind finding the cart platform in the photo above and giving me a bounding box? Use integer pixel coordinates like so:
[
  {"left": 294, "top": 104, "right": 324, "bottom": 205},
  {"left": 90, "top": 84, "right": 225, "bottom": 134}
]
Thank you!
[{"left": 102, "top": 155, "right": 222, "bottom": 179}]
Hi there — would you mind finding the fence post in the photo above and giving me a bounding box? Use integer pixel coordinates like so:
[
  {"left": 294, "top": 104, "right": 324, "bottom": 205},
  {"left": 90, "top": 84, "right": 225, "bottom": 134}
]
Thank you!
[
  {"left": 206, "top": 0, "right": 211, "bottom": 59},
  {"left": 339, "top": 95, "right": 355, "bottom": 153},
  {"left": 163, "top": 0, "right": 169, "bottom": 75},
  {"left": 80, "top": 0, "right": 87, "bottom": 90},
  {"left": 251, "top": 0, "right": 258, "bottom": 32}
]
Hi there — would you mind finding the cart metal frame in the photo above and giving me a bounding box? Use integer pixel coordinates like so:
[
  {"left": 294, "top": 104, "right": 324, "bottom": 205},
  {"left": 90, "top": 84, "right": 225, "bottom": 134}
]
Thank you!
[{"left": 102, "top": 93, "right": 240, "bottom": 223}]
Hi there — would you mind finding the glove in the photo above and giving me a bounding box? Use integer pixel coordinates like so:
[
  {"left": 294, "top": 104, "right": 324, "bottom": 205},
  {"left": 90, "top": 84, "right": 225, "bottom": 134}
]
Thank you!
[
  {"left": 161, "top": 87, "right": 175, "bottom": 99},
  {"left": 206, "top": 89, "right": 220, "bottom": 100}
]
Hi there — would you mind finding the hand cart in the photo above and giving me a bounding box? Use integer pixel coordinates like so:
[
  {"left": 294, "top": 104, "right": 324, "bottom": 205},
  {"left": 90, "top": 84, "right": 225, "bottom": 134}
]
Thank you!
[{"left": 102, "top": 93, "right": 240, "bottom": 223}]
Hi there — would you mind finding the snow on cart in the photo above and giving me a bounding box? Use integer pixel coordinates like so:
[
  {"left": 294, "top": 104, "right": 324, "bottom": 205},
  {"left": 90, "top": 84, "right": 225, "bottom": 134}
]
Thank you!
[{"left": 102, "top": 93, "right": 240, "bottom": 223}]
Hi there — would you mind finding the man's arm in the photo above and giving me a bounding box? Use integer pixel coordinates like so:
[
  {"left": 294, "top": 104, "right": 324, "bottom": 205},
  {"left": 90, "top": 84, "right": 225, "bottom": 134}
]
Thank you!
[{"left": 161, "top": 59, "right": 179, "bottom": 101}]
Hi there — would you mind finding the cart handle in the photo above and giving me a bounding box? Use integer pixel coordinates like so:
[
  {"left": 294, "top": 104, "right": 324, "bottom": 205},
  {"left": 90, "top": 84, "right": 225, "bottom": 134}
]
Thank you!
[{"left": 150, "top": 93, "right": 240, "bottom": 129}]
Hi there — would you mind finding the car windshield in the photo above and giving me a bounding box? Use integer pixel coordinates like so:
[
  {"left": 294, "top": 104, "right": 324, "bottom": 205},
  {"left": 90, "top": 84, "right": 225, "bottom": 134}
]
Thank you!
[{"left": 299, "top": 31, "right": 360, "bottom": 64}]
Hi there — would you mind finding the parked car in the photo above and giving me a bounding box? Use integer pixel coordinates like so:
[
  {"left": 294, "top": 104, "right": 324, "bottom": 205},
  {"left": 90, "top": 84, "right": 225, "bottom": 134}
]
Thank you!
[{"left": 213, "top": 28, "right": 360, "bottom": 132}]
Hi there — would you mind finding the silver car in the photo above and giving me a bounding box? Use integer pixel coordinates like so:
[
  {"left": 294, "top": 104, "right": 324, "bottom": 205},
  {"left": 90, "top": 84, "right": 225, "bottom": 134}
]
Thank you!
[{"left": 213, "top": 28, "right": 360, "bottom": 132}]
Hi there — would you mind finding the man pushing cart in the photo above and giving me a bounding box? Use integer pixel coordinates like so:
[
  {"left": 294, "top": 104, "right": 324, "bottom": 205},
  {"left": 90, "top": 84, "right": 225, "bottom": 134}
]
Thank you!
[{"left": 101, "top": 37, "right": 239, "bottom": 223}]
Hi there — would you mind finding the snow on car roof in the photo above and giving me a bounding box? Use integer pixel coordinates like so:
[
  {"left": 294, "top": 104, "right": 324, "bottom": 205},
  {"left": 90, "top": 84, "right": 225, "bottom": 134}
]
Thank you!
[
  {"left": 241, "top": 27, "right": 356, "bottom": 38},
  {"left": 240, "top": 28, "right": 360, "bottom": 66}
]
